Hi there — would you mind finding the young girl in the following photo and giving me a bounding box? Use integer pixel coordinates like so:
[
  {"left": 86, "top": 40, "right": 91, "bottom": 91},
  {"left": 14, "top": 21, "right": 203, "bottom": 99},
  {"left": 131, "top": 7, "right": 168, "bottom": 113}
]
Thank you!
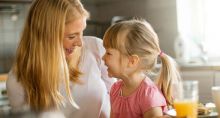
[{"left": 102, "top": 19, "right": 181, "bottom": 118}]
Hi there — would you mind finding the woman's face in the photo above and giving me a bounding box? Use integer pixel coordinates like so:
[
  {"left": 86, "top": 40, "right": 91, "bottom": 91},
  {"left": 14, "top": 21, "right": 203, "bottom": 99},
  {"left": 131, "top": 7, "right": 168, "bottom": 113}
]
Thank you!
[{"left": 63, "top": 17, "right": 87, "bottom": 58}]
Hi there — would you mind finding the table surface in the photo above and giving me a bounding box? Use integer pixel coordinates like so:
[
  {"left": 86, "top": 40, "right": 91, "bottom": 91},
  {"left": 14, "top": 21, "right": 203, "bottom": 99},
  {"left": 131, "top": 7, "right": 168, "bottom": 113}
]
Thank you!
[
  {"left": 166, "top": 109, "right": 218, "bottom": 118},
  {"left": 199, "top": 112, "right": 218, "bottom": 118}
]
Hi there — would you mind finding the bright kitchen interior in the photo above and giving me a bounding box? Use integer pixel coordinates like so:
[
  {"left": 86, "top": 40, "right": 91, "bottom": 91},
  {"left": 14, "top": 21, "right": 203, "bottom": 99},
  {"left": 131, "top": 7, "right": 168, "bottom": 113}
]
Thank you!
[{"left": 0, "top": 0, "right": 220, "bottom": 117}]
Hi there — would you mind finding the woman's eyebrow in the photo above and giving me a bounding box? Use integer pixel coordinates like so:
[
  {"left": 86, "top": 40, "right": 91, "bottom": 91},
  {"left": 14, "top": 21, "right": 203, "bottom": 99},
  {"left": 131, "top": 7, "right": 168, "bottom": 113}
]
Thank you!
[{"left": 65, "top": 33, "right": 78, "bottom": 36}]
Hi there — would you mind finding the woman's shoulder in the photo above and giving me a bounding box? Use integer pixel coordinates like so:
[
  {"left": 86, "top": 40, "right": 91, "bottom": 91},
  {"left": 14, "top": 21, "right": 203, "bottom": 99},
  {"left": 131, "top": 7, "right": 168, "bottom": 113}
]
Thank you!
[
  {"left": 6, "top": 70, "right": 26, "bottom": 111},
  {"left": 82, "top": 36, "right": 105, "bottom": 62},
  {"left": 83, "top": 36, "right": 103, "bottom": 47},
  {"left": 6, "top": 70, "right": 24, "bottom": 92},
  {"left": 83, "top": 36, "right": 104, "bottom": 52},
  {"left": 7, "top": 71, "right": 17, "bottom": 85}
]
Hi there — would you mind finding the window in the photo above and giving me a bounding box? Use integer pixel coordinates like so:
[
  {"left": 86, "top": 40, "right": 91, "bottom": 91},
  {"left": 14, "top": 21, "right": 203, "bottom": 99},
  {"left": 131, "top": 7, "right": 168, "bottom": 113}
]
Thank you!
[{"left": 177, "top": 0, "right": 220, "bottom": 61}]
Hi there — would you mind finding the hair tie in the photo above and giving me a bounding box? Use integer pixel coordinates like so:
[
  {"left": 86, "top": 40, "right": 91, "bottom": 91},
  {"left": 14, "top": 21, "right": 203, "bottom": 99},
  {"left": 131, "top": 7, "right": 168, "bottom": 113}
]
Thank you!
[{"left": 159, "top": 51, "right": 164, "bottom": 57}]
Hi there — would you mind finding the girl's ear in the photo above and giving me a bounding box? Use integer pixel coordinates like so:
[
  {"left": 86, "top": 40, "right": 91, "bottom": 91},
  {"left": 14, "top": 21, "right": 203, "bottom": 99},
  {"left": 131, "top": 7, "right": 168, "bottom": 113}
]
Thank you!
[{"left": 128, "top": 54, "right": 140, "bottom": 67}]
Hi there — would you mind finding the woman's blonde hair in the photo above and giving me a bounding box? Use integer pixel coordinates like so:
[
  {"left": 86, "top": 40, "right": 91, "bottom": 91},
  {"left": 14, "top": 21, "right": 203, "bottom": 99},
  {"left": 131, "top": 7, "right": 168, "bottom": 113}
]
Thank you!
[
  {"left": 13, "top": 0, "right": 89, "bottom": 111},
  {"left": 103, "top": 19, "right": 181, "bottom": 105}
]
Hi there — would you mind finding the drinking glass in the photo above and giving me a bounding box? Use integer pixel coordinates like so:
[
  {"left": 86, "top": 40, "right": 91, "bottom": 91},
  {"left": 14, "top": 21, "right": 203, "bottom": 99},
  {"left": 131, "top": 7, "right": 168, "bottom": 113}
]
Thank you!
[
  {"left": 212, "top": 86, "right": 220, "bottom": 117},
  {"left": 173, "top": 80, "right": 198, "bottom": 118}
]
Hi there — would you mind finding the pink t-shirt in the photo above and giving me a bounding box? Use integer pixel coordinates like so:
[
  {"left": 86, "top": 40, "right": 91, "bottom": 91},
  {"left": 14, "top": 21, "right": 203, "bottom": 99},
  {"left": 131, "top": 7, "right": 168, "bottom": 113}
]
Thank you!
[{"left": 110, "top": 77, "right": 167, "bottom": 118}]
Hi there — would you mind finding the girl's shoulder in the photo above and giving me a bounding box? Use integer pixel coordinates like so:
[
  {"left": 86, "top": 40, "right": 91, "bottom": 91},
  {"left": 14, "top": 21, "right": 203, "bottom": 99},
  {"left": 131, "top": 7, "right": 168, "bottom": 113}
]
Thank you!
[
  {"left": 111, "top": 80, "right": 123, "bottom": 89},
  {"left": 110, "top": 80, "right": 122, "bottom": 95},
  {"left": 138, "top": 78, "right": 167, "bottom": 112},
  {"left": 138, "top": 77, "right": 162, "bottom": 96},
  {"left": 141, "top": 77, "right": 157, "bottom": 88}
]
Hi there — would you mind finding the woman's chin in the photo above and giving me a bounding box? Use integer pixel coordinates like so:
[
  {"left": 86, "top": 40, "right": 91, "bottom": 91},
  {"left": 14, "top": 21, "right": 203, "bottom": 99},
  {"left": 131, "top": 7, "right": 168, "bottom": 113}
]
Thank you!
[{"left": 65, "top": 53, "right": 73, "bottom": 59}]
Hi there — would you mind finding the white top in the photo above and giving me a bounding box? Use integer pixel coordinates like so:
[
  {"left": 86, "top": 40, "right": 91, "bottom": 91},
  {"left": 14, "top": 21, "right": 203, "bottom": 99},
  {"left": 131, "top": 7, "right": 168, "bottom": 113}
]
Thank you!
[{"left": 6, "top": 36, "right": 116, "bottom": 118}]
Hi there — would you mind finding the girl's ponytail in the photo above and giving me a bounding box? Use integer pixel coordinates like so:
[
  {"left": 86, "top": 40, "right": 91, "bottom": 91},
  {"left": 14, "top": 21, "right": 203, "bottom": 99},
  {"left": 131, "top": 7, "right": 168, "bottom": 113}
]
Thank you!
[{"left": 156, "top": 52, "right": 181, "bottom": 106}]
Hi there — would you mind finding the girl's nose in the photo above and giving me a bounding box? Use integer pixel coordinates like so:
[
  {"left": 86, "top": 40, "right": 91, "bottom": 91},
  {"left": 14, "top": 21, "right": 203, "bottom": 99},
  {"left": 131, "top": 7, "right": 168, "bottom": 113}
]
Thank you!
[{"left": 102, "top": 54, "right": 106, "bottom": 61}]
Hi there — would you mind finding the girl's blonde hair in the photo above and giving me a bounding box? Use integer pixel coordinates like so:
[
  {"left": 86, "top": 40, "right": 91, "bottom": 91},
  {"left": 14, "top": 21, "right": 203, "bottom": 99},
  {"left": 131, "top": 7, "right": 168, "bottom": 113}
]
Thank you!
[
  {"left": 13, "top": 0, "right": 89, "bottom": 111},
  {"left": 103, "top": 19, "right": 181, "bottom": 105}
]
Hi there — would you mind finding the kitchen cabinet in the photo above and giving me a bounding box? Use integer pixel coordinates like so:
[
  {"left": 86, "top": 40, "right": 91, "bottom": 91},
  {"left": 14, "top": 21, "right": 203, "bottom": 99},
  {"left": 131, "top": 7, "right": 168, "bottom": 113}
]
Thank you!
[
  {"left": 0, "top": 0, "right": 32, "bottom": 3},
  {"left": 214, "top": 72, "right": 220, "bottom": 86},
  {"left": 180, "top": 70, "right": 215, "bottom": 103}
]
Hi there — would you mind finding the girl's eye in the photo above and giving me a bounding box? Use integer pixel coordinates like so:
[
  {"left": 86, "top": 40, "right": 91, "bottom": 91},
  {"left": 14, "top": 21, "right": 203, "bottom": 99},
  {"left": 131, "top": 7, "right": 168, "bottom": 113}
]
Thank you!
[{"left": 106, "top": 52, "right": 112, "bottom": 55}]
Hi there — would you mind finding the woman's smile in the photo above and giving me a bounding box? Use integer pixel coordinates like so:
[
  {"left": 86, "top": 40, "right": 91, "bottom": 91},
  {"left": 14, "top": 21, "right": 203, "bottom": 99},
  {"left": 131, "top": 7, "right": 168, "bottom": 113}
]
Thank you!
[{"left": 65, "top": 48, "right": 74, "bottom": 55}]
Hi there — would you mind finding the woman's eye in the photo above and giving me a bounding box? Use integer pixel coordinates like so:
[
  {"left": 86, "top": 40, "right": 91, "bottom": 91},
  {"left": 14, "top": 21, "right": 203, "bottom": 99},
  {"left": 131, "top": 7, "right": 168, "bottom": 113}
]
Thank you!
[
  {"left": 68, "top": 36, "right": 76, "bottom": 40},
  {"left": 65, "top": 34, "right": 77, "bottom": 40}
]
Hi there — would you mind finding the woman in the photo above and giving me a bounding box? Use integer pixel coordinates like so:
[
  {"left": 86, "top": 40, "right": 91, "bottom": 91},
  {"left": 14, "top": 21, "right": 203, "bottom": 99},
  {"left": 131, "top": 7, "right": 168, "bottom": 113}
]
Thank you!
[{"left": 6, "top": 0, "right": 115, "bottom": 118}]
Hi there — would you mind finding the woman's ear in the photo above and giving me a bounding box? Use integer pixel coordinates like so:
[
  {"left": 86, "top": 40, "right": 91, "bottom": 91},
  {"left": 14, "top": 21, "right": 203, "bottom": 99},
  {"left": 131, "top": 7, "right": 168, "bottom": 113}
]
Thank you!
[{"left": 128, "top": 55, "right": 140, "bottom": 67}]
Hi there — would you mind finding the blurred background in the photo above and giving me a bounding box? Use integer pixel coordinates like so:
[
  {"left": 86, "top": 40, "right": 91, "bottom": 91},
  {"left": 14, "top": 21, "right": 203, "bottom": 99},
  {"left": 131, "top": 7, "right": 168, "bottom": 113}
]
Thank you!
[{"left": 0, "top": 0, "right": 178, "bottom": 73}]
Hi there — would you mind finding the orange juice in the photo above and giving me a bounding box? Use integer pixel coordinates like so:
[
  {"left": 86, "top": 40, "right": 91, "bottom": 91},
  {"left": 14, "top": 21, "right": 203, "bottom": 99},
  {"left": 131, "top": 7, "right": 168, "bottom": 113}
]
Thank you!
[{"left": 174, "top": 100, "right": 198, "bottom": 118}]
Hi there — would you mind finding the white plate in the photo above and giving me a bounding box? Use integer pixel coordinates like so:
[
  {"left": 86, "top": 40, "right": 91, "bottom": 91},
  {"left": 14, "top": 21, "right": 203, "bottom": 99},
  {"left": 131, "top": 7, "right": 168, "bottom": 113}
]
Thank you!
[{"left": 165, "top": 109, "right": 218, "bottom": 118}]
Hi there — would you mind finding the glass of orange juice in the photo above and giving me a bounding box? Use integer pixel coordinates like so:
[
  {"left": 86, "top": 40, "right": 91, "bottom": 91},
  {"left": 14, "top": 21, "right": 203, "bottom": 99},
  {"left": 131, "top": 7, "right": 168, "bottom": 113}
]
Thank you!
[{"left": 173, "top": 80, "right": 198, "bottom": 118}]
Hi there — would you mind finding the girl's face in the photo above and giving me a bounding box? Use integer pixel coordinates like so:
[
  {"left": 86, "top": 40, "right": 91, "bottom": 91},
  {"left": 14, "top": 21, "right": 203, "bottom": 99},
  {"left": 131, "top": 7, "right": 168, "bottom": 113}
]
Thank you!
[
  {"left": 63, "top": 17, "right": 87, "bottom": 58},
  {"left": 102, "top": 48, "right": 129, "bottom": 78}
]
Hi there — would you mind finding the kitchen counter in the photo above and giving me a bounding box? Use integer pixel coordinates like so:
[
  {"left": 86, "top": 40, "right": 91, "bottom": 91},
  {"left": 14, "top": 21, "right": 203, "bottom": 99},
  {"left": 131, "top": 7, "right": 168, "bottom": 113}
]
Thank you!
[
  {"left": 178, "top": 61, "right": 220, "bottom": 103},
  {"left": 179, "top": 62, "right": 220, "bottom": 71},
  {"left": 0, "top": 74, "right": 7, "bottom": 82},
  {"left": 155, "top": 61, "right": 220, "bottom": 71},
  {"left": 0, "top": 74, "right": 9, "bottom": 114}
]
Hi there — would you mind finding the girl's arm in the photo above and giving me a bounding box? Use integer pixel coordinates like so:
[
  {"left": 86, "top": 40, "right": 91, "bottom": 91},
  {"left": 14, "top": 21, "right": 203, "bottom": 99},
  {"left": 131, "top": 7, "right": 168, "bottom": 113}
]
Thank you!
[
  {"left": 143, "top": 107, "right": 163, "bottom": 118},
  {"left": 110, "top": 108, "right": 114, "bottom": 118}
]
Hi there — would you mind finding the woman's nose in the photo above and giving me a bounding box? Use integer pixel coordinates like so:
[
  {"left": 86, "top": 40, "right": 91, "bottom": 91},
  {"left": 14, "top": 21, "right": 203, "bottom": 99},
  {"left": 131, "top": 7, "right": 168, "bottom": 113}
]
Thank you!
[{"left": 75, "top": 37, "right": 82, "bottom": 47}]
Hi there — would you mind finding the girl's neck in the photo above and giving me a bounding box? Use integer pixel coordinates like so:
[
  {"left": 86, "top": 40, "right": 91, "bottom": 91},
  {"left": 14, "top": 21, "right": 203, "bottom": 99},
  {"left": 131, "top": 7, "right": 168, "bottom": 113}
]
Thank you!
[
  {"left": 124, "top": 72, "right": 145, "bottom": 86},
  {"left": 121, "top": 72, "right": 146, "bottom": 96}
]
